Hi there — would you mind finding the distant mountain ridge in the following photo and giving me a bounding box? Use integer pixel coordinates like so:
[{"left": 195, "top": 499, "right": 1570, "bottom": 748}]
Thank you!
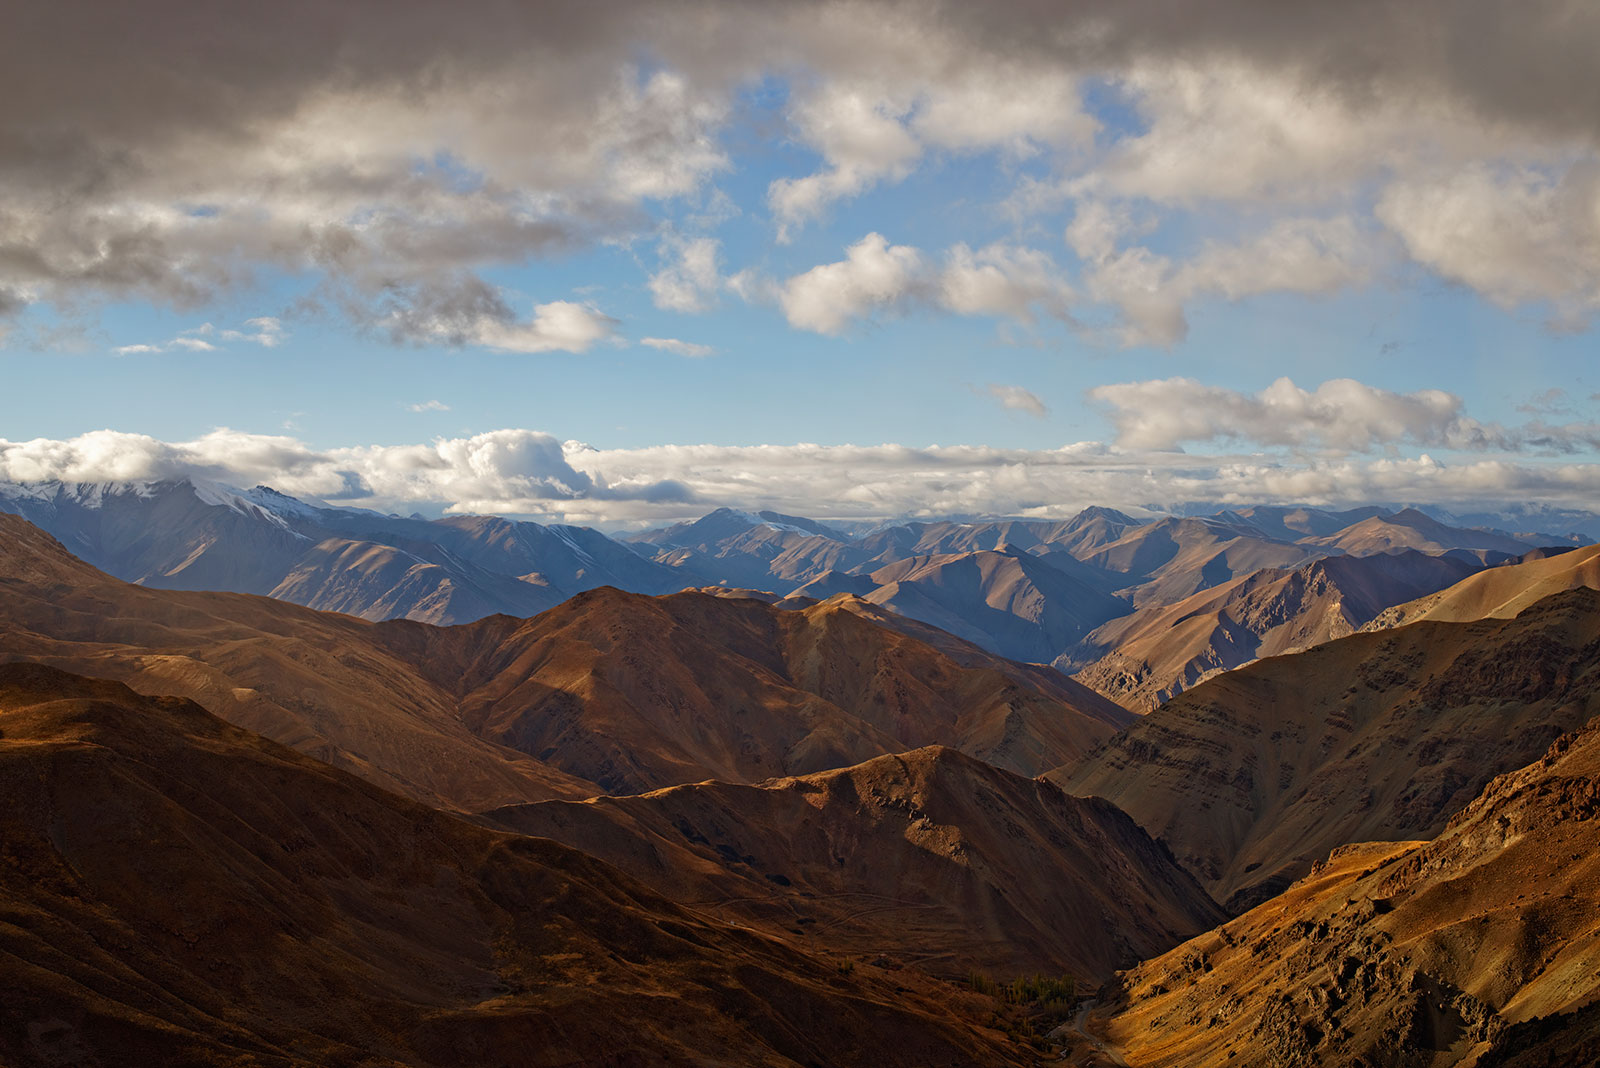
[{"left": 3, "top": 478, "right": 1588, "bottom": 680}]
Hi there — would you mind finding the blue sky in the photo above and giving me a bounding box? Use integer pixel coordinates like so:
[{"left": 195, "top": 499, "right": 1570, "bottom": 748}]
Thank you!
[{"left": 2, "top": 1, "right": 1598, "bottom": 524}]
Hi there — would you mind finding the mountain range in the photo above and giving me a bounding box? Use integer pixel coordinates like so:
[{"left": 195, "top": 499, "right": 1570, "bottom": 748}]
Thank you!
[
  {"left": 3, "top": 479, "right": 1584, "bottom": 707},
  {"left": 4, "top": 486, "right": 1600, "bottom": 1064}
]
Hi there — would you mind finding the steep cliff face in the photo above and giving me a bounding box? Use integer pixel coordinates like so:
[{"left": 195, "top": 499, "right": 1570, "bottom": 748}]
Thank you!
[{"left": 1095, "top": 713, "right": 1600, "bottom": 1068}]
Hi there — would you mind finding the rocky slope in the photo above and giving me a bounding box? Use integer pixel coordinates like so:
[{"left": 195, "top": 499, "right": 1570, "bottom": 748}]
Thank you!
[
  {"left": 489, "top": 746, "right": 1223, "bottom": 981},
  {"left": 1070, "top": 550, "right": 1482, "bottom": 711},
  {"left": 1057, "top": 587, "right": 1600, "bottom": 909},
  {"left": 0, "top": 663, "right": 1033, "bottom": 1068},
  {"left": 1094, "top": 712, "right": 1600, "bottom": 1067}
]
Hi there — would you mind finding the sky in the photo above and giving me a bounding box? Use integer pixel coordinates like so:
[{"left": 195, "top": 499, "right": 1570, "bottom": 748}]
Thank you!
[{"left": 2, "top": 0, "right": 1599, "bottom": 527}]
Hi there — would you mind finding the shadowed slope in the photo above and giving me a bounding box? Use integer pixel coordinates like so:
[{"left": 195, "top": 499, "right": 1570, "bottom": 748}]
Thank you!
[
  {"left": 0, "top": 664, "right": 1032, "bottom": 1068},
  {"left": 792, "top": 549, "right": 1127, "bottom": 665},
  {"left": 1057, "top": 588, "right": 1600, "bottom": 908},
  {"left": 488, "top": 745, "right": 1222, "bottom": 981},
  {"left": 1097, "top": 714, "right": 1600, "bottom": 1067}
]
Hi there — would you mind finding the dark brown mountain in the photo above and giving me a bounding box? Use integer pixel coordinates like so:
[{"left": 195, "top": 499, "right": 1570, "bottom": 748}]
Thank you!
[
  {"left": 1, "top": 513, "right": 1121, "bottom": 809},
  {"left": 0, "top": 663, "right": 1032, "bottom": 1068},
  {"left": 383, "top": 584, "right": 1130, "bottom": 794},
  {"left": 1057, "top": 587, "right": 1600, "bottom": 910},
  {"left": 1090, "top": 713, "right": 1600, "bottom": 1067},
  {"left": 1069, "top": 550, "right": 1482, "bottom": 710},
  {"left": 488, "top": 745, "right": 1223, "bottom": 981}
]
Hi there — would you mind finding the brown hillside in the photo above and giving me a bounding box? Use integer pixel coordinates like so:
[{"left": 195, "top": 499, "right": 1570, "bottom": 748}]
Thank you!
[
  {"left": 1056, "top": 588, "right": 1600, "bottom": 908},
  {"left": 1095, "top": 713, "right": 1600, "bottom": 1067},
  {"left": 0, "top": 663, "right": 1031, "bottom": 1068},
  {"left": 0, "top": 513, "right": 588, "bottom": 811},
  {"left": 383, "top": 585, "right": 1127, "bottom": 794},
  {"left": 1367, "top": 542, "right": 1600, "bottom": 630},
  {"left": 488, "top": 745, "right": 1222, "bottom": 981},
  {"left": 1071, "top": 551, "right": 1479, "bottom": 711}
]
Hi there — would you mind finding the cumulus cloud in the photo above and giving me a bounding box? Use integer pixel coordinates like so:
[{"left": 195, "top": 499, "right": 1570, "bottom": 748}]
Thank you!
[
  {"left": 1378, "top": 162, "right": 1600, "bottom": 328},
  {"left": 940, "top": 244, "right": 1075, "bottom": 323},
  {"left": 779, "top": 233, "right": 1079, "bottom": 334},
  {"left": 986, "top": 384, "right": 1048, "bottom": 418},
  {"left": 1078, "top": 216, "right": 1376, "bottom": 346},
  {"left": 406, "top": 400, "right": 450, "bottom": 412},
  {"left": 640, "top": 336, "right": 714, "bottom": 357},
  {"left": 780, "top": 233, "right": 926, "bottom": 334}
]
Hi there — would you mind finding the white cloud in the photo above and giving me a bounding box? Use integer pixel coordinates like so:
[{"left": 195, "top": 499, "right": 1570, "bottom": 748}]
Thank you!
[
  {"left": 1090, "top": 376, "right": 1506, "bottom": 452},
  {"left": 1081, "top": 216, "right": 1375, "bottom": 346},
  {"left": 779, "top": 233, "right": 926, "bottom": 334},
  {"left": 778, "top": 234, "right": 1079, "bottom": 335},
  {"left": 407, "top": 400, "right": 450, "bottom": 412},
  {"left": 3, "top": 424, "right": 1598, "bottom": 525},
  {"left": 463, "top": 301, "right": 617, "bottom": 354},
  {"left": 220, "top": 317, "right": 286, "bottom": 347},
  {"left": 647, "top": 236, "right": 723, "bottom": 313},
  {"left": 768, "top": 85, "right": 923, "bottom": 238},
  {"left": 1378, "top": 162, "right": 1600, "bottom": 328},
  {"left": 940, "top": 243, "right": 1074, "bottom": 323},
  {"left": 986, "top": 384, "right": 1048, "bottom": 418},
  {"left": 107, "top": 316, "right": 284, "bottom": 356},
  {"left": 640, "top": 336, "right": 714, "bottom": 357}
]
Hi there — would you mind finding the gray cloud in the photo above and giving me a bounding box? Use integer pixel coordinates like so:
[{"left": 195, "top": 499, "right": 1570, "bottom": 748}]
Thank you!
[{"left": 2, "top": 1, "right": 1598, "bottom": 340}]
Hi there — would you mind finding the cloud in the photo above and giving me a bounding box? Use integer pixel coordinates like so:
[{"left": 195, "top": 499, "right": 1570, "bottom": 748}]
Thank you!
[
  {"left": 221, "top": 317, "right": 286, "bottom": 347},
  {"left": 395, "top": 298, "right": 617, "bottom": 354},
  {"left": 779, "top": 234, "right": 1079, "bottom": 334},
  {"left": 1090, "top": 376, "right": 1549, "bottom": 452},
  {"left": 107, "top": 316, "right": 286, "bottom": 355},
  {"left": 1377, "top": 162, "right": 1600, "bottom": 328},
  {"left": 1079, "top": 215, "right": 1376, "bottom": 347},
  {"left": 986, "top": 384, "right": 1048, "bottom": 418},
  {"left": 779, "top": 233, "right": 926, "bottom": 334},
  {"left": 3, "top": 424, "right": 1598, "bottom": 525},
  {"left": 647, "top": 236, "right": 723, "bottom": 313},
  {"left": 640, "top": 336, "right": 714, "bottom": 357},
  {"left": 3, "top": 1, "right": 1600, "bottom": 341},
  {"left": 406, "top": 400, "right": 450, "bottom": 412},
  {"left": 940, "top": 244, "right": 1075, "bottom": 324}
]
